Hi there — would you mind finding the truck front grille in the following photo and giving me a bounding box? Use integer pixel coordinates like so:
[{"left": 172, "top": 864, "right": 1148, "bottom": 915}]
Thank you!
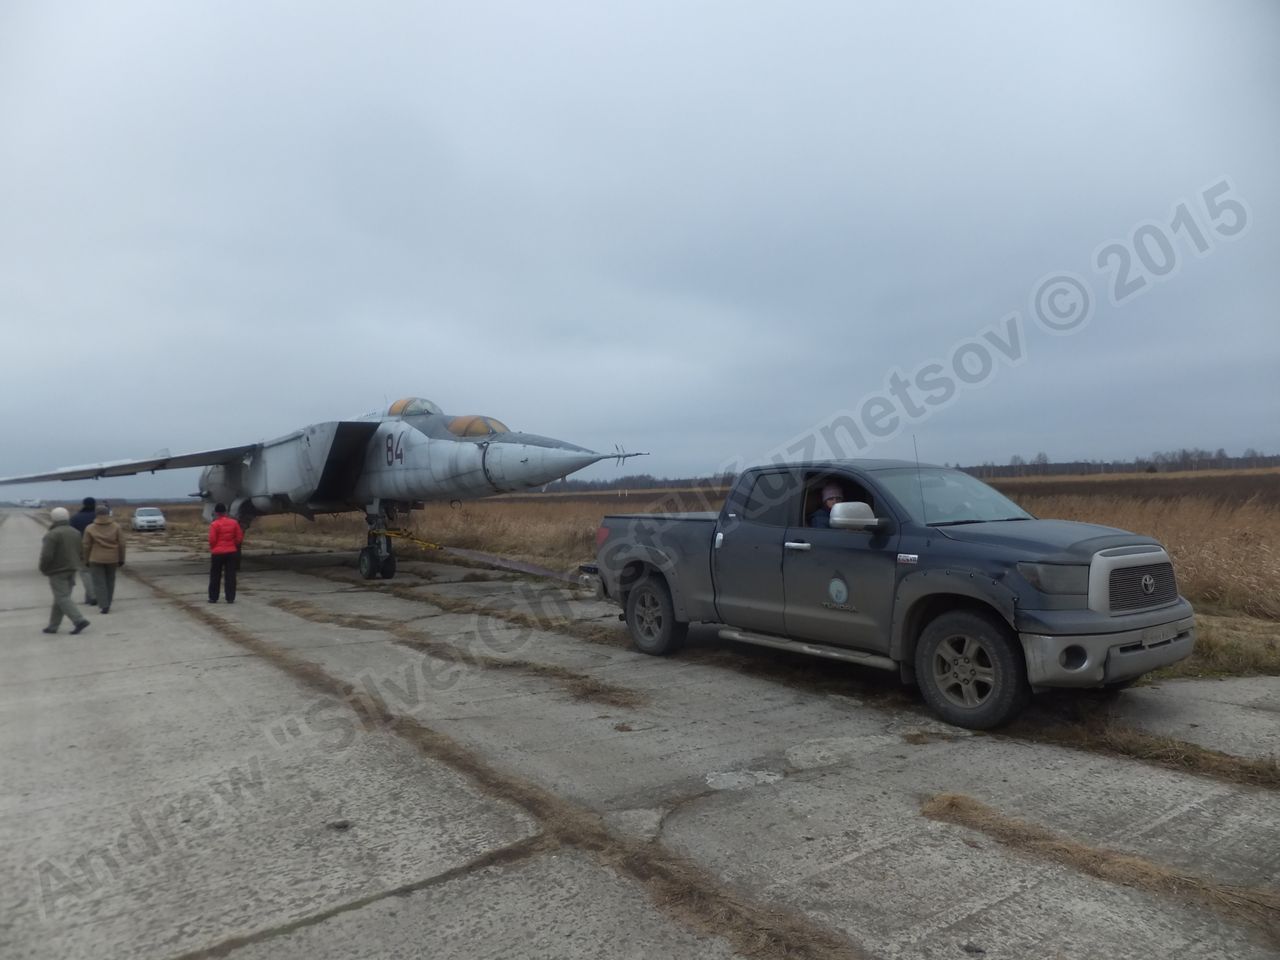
[{"left": 1109, "top": 562, "right": 1177, "bottom": 612}]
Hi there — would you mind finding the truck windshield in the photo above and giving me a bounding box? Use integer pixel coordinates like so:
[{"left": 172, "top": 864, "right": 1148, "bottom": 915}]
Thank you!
[{"left": 876, "top": 468, "right": 1032, "bottom": 526}]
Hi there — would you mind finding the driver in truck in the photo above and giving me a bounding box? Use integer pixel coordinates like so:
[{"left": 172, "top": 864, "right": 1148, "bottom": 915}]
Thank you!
[{"left": 809, "top": 482, "right": 845, "bottom": 528}]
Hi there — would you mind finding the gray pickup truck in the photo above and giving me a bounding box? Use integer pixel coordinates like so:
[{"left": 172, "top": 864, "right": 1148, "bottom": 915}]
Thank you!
[{"left": 589, "top": 460, "right": 1196, "bottom": 729}]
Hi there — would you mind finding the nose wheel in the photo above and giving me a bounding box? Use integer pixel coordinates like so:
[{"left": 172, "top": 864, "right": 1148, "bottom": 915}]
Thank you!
[{"left": 358, "top": 546, "right": 396, "bottom": 580}]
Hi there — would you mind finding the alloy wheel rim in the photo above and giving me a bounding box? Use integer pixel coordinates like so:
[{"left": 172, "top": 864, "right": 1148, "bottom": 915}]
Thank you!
[
  {"left": 931, "top": 633, "right": 996, "bottom": 709},
  {"left": 636, "top": 591, "right": 662, "bottom": 640}
]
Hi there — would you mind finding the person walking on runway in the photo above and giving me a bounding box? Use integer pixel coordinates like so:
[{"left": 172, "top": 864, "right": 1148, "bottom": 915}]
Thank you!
[
  {"left": 82, "top": 505, "right": 126, "bottom": 613},
  {"left": 40, "top": 507, "right": 90, "bottom": 634},
  {"left": 69, "top": 496, "right": 98, "bottom": 605}
]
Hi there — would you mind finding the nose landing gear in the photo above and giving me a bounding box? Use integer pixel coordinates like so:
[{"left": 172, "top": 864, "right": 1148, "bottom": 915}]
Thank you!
[
  {"left": 360, "top": 502, "right": 399, "bottom": 580},
  {"left": 357, "top": 501, "right": 444, "bottom": 580}
]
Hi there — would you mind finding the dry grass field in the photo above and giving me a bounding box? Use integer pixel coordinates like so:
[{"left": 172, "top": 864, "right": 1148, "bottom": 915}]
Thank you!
[
  {"left": 131, "top": 469, "right": 1278, "bottom": 678},
  {"left": 991, "top": 467, "right": 1280, "bottom": 507}
]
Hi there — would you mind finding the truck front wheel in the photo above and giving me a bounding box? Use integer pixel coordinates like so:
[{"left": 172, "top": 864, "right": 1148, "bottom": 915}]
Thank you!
[
  {"left": 915, "top": 610, "right": 1029, "bottom": 729},
  {"left": 625, "top": 576, "right": 688, "bottom": 655}
]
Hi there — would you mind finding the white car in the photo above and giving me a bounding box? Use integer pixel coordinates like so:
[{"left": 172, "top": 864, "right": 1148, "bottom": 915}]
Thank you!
[{"left": 131, "top": 507, "right": 167, "bottom": 532}]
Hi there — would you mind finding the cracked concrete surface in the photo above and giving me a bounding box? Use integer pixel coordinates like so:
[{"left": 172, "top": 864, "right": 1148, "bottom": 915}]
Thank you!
[
  {"left": 217, "top": 850, "right": 743, "bottom": 960},
  {"left": 3, "top": 512, "right": 1278, "bottom": 959}
]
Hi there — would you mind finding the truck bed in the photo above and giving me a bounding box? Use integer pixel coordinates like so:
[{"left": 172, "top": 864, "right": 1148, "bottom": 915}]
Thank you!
[{"left": 597, "top": 511, "right": 720, "bottom": 621}]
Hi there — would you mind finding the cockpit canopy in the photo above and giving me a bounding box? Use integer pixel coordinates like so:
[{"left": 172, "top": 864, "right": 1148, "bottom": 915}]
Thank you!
[
  {"left": 447, "top": 414, "right": 511, "bottom": 437},
  {"left": 381, "top": 398, "right": 512, "bottom": 437},
  {"left": 387, "top": 397, "right": 443, "bottom": 417}
]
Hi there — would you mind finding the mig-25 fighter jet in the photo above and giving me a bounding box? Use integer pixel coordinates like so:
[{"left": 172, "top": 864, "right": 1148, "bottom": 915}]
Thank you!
[{"left": 1, "top": 396, "right": 641, "bottom": 579}]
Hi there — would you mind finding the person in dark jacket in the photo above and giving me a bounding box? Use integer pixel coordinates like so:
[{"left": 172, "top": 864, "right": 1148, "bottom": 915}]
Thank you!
[
  {"left": 70, "top": 496, "right": 98, "bottom": 605},
  {"left": 40, "top": 507, "right": 90, "bottom": 634},
  {"left": 208, "top": 503, "right": 245, "bottom": 603}
]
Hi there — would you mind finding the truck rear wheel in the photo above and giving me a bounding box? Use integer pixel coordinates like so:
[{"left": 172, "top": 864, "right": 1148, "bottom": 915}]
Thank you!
[
  {"left": 915, "top": 609, "right": 1029, "bottom": 729},
  {"left": 625, "top": 576, "right": 688, "bottom": 655}
]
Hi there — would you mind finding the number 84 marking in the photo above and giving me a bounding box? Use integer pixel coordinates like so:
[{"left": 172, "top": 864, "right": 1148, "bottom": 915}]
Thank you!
[{"left": 385, "top": 432, "right": 406, "bottom": 466}]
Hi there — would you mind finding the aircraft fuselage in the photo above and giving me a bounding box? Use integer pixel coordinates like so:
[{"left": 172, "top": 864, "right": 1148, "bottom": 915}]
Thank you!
[{"left": 198, "top": 409, "right": 604, "bottom": 521}]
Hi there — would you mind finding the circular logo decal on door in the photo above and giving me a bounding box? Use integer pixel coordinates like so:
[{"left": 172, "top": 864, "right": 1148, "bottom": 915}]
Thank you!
[{"left": 828, "top": 578, "right": 849, "bottom": 604}]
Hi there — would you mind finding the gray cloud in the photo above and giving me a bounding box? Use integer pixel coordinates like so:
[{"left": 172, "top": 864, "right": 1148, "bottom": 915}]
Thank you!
[{"left": 2, "top": 0, "right": 1277, "bottom": 501}]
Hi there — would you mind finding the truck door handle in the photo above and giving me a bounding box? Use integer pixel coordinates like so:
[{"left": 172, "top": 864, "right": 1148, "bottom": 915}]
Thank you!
[
  {"left": 714, "top": 532, "right": 724, "bottom": 549},
  {"left": 784, "top": 541, "right": 811, "bottom": 551}
]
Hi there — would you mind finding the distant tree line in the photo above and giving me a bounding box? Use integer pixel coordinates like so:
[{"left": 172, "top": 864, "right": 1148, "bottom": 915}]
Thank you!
[
  {"left": 539, "top": 447, "right": 1276, "bottom": 492},
  {"left": 964, "top": 447, "right": 1278, "bottom": 479}
]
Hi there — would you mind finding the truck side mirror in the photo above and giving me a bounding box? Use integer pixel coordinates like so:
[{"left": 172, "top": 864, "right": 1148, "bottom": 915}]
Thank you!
[{"left": 829, "top": 501, "right": 881, "bottom": 531}]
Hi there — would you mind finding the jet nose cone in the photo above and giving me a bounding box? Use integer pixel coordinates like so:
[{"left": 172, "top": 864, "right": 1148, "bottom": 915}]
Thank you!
[
  {"left": 537, "top": 446, "right": 608, "bottom": 480},
  {"left": 485, "top": 434, "right": 606, "bottom": 489}
]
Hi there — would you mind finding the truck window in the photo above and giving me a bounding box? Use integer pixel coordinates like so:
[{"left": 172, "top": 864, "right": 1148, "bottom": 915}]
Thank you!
[
  {"left": 740, "top": 472, "right": 801, "bottom": 526},
  {"left": 803, "top": 474, "right": 875, "bottom": 525},
  {"left": 876, "top": 467, "right": 1031, "bottom": 525}
]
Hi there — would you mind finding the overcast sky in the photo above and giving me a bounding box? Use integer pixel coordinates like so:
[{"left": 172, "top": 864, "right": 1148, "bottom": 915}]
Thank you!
[{"left": 2, "top": 0, "right": 1277, "bottom": 499}]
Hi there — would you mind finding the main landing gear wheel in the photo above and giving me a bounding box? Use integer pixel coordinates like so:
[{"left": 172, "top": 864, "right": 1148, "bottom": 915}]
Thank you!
[{"left": 914, "top": 609, "right": 1029, "bottom": 730}]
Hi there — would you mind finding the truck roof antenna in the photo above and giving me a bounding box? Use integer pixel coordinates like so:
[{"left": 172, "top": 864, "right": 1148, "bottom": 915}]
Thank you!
[{"left": 913, "top": 434, "right": 928, "bottom": 526}]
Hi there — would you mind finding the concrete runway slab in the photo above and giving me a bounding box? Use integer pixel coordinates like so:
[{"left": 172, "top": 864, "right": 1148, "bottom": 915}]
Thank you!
[
  {"left": 225, "top": 851, "right": 742, "bottom": 960},
  {"left": 3, "top": 511, "right": 1277, "bottom": 959},
  {"left": 1, "top": 517, "right": 535, "bottom": 960},
  {"left": 1108, "top": 676, "right": 1280, "bottom": 761},
  {"left": 660, "top": 744, "right": 1277, "bottom": 956}
]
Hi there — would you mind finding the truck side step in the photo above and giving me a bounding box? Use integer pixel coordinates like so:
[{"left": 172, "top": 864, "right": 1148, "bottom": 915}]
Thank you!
[{"left": 717, "top": 628, "right": 897, "bottom": 672}]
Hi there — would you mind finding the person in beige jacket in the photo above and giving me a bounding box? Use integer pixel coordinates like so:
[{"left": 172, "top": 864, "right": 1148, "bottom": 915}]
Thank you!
[{"left": 82, "top": 505, "right": 126, "bottom": 614}]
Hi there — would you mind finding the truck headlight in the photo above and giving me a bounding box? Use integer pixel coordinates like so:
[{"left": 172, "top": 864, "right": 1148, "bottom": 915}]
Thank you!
[{"left": 1017, "top": 562, "right": 1089, "bottom": 595}]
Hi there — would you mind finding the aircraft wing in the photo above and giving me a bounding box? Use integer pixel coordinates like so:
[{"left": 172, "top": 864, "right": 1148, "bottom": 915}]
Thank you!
[{"left": 0, "top": 444, "right": 258, "bottom": 485}]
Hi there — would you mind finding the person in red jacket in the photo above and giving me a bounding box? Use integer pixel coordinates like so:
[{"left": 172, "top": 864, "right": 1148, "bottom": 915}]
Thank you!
[{"left": 208, "top": 503, "right": 245, "bottom": 603}]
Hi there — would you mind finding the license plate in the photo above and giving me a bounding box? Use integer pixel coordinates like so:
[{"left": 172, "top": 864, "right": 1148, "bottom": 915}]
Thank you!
[{"left": 1141, "top": 623, "right": 1179, "bottom": 645}]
